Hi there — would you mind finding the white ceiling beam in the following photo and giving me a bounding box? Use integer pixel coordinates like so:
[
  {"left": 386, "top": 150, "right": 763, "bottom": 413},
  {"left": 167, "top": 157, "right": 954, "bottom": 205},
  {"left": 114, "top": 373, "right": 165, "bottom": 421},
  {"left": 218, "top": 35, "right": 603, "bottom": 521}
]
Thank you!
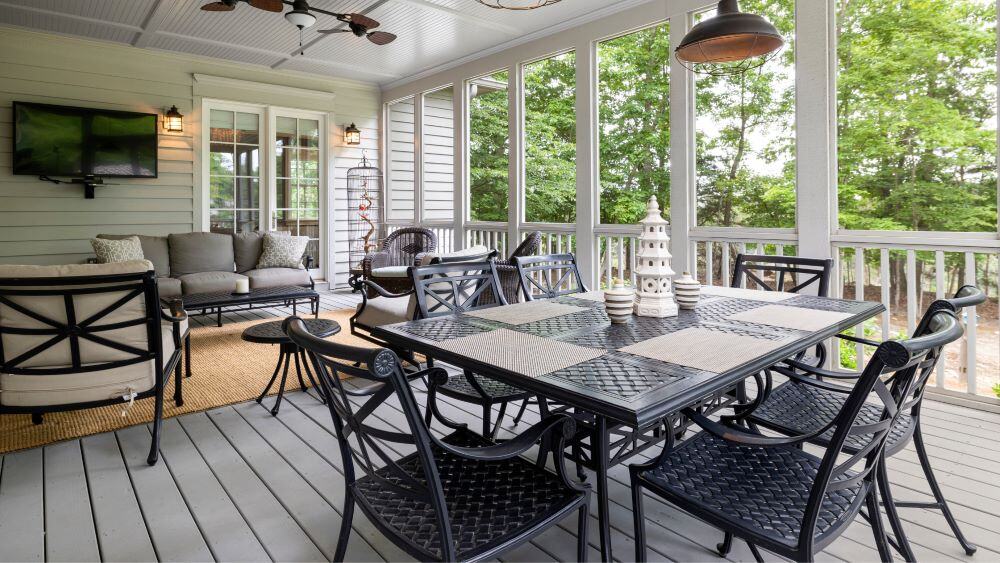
[
  {"left": 132, "top": 0, "right": 182, "bottom": 49},
  {"left": 389, "top": 0, "right": 520, "bottom": 36}
]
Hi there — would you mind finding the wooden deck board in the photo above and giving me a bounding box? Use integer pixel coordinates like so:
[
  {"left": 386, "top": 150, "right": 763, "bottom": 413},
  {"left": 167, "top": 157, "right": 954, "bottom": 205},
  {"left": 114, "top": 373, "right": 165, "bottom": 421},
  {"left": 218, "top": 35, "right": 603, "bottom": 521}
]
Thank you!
[{"left": 1, "top": 289, "right": 998, "bottom": 562}]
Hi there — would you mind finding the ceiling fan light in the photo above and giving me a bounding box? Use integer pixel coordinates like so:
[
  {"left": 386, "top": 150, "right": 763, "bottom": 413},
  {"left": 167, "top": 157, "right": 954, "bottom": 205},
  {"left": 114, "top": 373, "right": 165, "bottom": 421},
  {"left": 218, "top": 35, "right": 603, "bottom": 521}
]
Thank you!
[
  {"left": 285, "top": 9, "right": 316, "bottom": 28},
  {"left": 676, "top": 0, "right": 783, "bottom": 71}
]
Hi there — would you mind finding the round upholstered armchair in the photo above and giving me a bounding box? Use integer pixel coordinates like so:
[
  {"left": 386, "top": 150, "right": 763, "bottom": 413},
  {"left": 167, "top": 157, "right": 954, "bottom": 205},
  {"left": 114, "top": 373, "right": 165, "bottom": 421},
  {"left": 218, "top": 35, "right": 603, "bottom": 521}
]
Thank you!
[
  {"left": 361, "top": 227, "right": 437, "bottom": 297},
  {"left": 481, "top": 231, "right": 542, "bottom": 305}
]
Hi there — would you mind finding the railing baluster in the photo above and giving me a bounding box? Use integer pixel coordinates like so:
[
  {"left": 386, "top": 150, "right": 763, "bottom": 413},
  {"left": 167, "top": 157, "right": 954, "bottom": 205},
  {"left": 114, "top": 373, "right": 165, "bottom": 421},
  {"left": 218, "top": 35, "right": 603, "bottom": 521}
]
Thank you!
[
  {"left": 906, "top": 249, "right": 917, "bottom": 336},
  {"left": 705, "top": 242, "right": 714, "bottom": 286},
  {"left": 722, "top": 243, "right": 730, "bottom": 287},
  {"left": 855, "top": 247, "right": 866, "bottom": 367},
  {"left": 737, "top": 243, "right": 747, "bottom": 288},
  {"left": 879, "top": 248, "right": 891, "bottom": 343},
  {"left": 964, "top": 252, "right": 978, "bottom": 395},
  {"left": 935, "top": 250, "right": 946, "bottom": 388}
]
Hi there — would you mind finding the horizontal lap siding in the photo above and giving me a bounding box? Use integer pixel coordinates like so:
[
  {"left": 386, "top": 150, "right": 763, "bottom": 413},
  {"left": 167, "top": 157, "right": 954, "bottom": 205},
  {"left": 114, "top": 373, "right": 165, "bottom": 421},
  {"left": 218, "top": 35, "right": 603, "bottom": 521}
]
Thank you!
[
  {"left": 0, "top": 28, "right": 379, "bottom": 286},
  {"left": 423, "top": 89, "right": 455, "bottom": 223}
]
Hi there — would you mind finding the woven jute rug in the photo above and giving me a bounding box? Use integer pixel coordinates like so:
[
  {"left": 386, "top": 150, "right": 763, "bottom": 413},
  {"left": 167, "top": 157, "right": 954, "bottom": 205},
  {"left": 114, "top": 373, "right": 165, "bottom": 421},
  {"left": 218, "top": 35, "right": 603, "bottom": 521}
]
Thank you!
[{"left": 0, "top": 308, "right": 374, "bottom": 455}]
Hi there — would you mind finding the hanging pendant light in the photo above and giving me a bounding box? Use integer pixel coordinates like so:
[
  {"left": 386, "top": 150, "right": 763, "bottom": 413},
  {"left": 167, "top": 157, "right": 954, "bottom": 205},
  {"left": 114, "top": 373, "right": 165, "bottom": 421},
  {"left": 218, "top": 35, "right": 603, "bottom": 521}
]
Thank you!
[
  {"left": 676, "top": 0, "right": 784, "bottom": 76},
  {"left": 475, "top": 0, "right": 561, "bottom": 10}
]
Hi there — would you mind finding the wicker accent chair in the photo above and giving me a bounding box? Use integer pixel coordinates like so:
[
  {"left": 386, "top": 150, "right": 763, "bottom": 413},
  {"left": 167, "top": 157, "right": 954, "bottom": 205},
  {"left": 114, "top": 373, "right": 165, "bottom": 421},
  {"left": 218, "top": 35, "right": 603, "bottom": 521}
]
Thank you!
[
  {"left": 743, "top": 285, "right": 986, "bottom": 560},
  {"left": 361, "top": 227, "right": 437, "bottom": 297},
  {"left": 479, "top": 231, "right": 542, "bottom": 305},
  {"left": 284, "top": 316, "right": 590, "bottom": 562},
  {"left": 630, "top": 309, "right": 964, "bottom": 562},
  {"left": 0, "top": 260, "right": 187, "bottom": 465},
  {"left": 410, "top": 260, "right": 534, "bottom": 440}
]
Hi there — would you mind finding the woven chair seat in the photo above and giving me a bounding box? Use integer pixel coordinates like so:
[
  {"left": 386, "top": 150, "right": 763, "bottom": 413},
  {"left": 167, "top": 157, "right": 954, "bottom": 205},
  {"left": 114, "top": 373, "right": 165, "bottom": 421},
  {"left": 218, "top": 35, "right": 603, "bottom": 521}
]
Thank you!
[
  {"left": 749, "top": 380, "right": 915, "bottom": 455},
  {"left": 352, "top": 428, "right": 582, "bottom": 561},
  {"left": 438, "top": 372, "right": 529, "bottom": 402},
  {"left": 636, "top": 431, "right": 864, "bottom": 548}
]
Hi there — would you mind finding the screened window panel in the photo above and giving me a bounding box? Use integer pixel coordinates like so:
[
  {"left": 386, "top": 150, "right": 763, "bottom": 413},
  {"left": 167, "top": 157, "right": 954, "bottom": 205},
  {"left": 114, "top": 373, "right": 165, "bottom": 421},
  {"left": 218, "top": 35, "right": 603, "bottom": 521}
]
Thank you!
[
  {"left": 524, "top": 52, "right": 577, "bottom": 224},
  {"left": 469, "top": 71, "right": 510, "bottom": 223}
]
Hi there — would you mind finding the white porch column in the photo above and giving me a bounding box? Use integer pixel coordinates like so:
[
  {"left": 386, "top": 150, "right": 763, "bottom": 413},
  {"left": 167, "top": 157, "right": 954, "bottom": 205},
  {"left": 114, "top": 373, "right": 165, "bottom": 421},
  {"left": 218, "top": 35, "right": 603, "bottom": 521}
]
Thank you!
[
  {"left": 670, "top": 13, "right": 695, "bottom": 274},
  {"left": 452, "top": 84, "right": 468, "bottom": 250},
  {"left": 576, "top": 39, "right": 599, "bottom": 288},
  {"left": 795, "top": 0, "right": 836, "bottom": 265},
  {"left": 413, "top": 92, "right": 425, "bottom": 226},
  {"left": 507, "top": 63, "right": 524, "bottom": 253}
]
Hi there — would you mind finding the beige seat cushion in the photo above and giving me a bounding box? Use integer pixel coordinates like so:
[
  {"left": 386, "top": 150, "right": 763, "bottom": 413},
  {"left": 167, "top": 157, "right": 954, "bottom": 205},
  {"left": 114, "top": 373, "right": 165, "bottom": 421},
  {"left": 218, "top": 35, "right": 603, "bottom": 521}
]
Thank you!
[
  {"left": 157, "top": 276, "right": 182, "bottom": 299},
  {"left": 178, "top": 271, "right": 248, "bottom": 295},
  {"left": 245, "top": 268, "right": 310, "bottom": 289},
  {"left": 355, "top": 295, "right": 417, "bottom": 328},
  {"left": 371, "top": 266, "right": 409, "bottom": 279}
]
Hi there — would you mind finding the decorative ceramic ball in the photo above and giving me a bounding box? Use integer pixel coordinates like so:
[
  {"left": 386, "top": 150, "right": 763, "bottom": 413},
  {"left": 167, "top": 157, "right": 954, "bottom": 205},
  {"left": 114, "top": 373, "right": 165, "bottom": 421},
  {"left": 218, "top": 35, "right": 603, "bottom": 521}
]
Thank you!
[{"left": 604, "top": 281, "right": 635, "bottom": 324}]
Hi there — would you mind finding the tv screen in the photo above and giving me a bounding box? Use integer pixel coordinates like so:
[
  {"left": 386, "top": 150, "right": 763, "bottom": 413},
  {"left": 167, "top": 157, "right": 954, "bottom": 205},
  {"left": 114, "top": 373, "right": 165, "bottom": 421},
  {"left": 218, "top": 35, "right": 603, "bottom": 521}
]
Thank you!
[{"left": 13, "top": 102, "right": 158, "bottom": 178}]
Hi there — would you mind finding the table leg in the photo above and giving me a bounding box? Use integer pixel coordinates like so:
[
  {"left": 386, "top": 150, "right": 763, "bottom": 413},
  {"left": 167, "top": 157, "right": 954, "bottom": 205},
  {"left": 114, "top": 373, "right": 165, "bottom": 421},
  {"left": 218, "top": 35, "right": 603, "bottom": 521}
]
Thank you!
[
  {"left": 299, "top": 348, "right": 327, "bottom": 404},
  {"left": 268, "top": 346, "right": 294, "bottom": 416},
  {"left": 256, "top": 348, "right": 288, "bottom": 411},
  {"left": 595, "top": 415, "right": 613, "bottom": 562},
  {"left": 216, "top": 308, "right": 222, "bottom": 328},
  {"left": 185, "top": 333, "right": 192, "bottom": 378}
]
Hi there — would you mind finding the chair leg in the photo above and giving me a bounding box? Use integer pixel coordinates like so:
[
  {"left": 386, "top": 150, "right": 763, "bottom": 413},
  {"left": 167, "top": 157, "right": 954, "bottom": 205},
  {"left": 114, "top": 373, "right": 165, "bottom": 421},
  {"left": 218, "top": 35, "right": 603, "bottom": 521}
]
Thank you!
[
  {"left": 147, "top": 386, "right": 165, "bottom": 465},
  {"left": 174, "top": 357, "right": 184, "bottom": 407},
  {"left": 269, "top": 352, "right": 292, "bottom": 416},
  {"left": 866, "top": 485, "right": 894, "bottom": 562},
  {"left": 913, "top": 424, "right": 977, "bottom": 555},
  {"left": 577, "top": 503, "right": 590, "bottom": 563},
  {"left": 747, "top": 543, "right": 764, "bottom": 563},
  {"left": 185, "top": 333, "right": 192, "bottom": 378},
  {"left": 490, "top": 401, "right": 509, "bottom": 440},
  {"left": 631, "top": 474, "right": 647, "bottom": 562},
  {"left": 334, "top": 490, "right": 355, "bottom": 562},
  {"left": 877, "top": 458, "right": 916, "bottom": 562},
  {"left": 512, "top": 398, "right": 530, "bottom": 425},
  {"left": 482, "top": 403, "right": 492, "bottom": 439},
  {"left": 31, "top": 412, "right": 43, "bottom": 425},
  {"left": 717, "top": 533, "right": 733, "bottom": 556}
]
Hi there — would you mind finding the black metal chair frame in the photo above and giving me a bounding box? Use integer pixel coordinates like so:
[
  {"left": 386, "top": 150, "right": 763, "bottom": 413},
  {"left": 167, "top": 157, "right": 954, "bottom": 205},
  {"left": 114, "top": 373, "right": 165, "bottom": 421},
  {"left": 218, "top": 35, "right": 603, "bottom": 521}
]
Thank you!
[
  {"left": 410, "top": 259, "right": 534, "bottom": 440},
  {"left": 745, "top": 285, "right": 985, "bottom": 561},
  {"left": 630, "top": 310, "right": 963, "bottom": 563},
  {"left": 731, "top": 254, "right": 834, "bottom": 295},
  {"left": 0, "top": 270, "right": 186, "bottom": 465},
  {"left": 284, "top": 316, "right": 591, "bottom": 562},
  {"left": 514, "top": 253, "right": 588, "bottom": 302}
]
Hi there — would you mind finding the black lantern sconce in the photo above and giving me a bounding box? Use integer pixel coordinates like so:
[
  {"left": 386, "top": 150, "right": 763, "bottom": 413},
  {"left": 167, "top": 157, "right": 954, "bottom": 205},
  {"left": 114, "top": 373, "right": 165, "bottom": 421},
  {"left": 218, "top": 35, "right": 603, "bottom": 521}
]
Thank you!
[
  {"left": 344, "top": 122, "right": 362, "bottom": 145},
  {"left": 163, "top": 105, "right": 184, "bottom": 133}
]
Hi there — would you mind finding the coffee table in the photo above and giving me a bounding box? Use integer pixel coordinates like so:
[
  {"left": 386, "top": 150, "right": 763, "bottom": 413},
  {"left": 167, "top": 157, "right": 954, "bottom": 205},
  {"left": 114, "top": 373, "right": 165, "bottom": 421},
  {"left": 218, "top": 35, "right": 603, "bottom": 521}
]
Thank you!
[
  {"left": 173, "top": 285, "right": 320, "bottom": 327},
  {"left": 242, "top": 318, "right": 341, "bottom": 415}
]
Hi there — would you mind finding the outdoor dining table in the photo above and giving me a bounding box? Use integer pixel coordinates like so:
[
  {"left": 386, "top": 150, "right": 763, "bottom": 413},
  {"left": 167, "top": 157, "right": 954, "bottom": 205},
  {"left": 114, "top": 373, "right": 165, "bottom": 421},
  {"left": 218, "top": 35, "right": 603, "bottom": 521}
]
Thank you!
[{"left": 372, "top": 287, "right": 884, "bottom": 562}]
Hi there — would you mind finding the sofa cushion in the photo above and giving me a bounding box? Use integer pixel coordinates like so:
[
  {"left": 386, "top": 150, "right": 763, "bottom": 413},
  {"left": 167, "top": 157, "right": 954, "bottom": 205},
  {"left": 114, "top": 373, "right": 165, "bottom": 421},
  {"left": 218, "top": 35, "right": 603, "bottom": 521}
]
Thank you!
[
  {"left": 257, "top": 233, "right": 309, "bottom": 269},
  {"left": 0, "top": 325, "right": 176, "bottom": 407},
  {"left": 157, "top": 276, "right": 182, "bottom": 299},
  {"left": 233, "top": 231, "right": 290, "bottom": 273},
  {"left": 245, "top": 268, "right": 311, "bottom": 289},
  {"left": 169, "top": 232, "right": 235, "bottom": 276},
  {"left": 91, "top": 236, "right": 144, "bottom": 264},
  {"left": 98, "top": 234, "right": 171, "bottom": 277},
  {"left": 371, "top": 266, "right": 409, "bottom": 279},
  {"left": 0, "top": 261, "right": 155, "bottom": 370},
  {"left": 355, "top": 295, "right": 417, "bottom": 328},
  {"left": 178, "top": 271, "right": 247, "bottom": 295}
]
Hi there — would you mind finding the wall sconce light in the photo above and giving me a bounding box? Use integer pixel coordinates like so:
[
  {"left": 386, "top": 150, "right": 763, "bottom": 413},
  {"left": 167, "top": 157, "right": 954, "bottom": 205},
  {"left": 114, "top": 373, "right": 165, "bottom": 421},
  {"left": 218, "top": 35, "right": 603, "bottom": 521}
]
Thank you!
[
  {"left": 344, "top": 123, "right": 361, "bottom": 145},
  {"left": 164, "top": 105, "right": 184, "bottom": 133}
]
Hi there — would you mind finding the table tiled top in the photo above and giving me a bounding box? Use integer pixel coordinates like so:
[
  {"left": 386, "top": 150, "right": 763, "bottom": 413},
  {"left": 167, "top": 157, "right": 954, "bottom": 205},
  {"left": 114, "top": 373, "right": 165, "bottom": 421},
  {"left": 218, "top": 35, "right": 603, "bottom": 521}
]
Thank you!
[{"left": 374, "top": 288, "right": 883, "bottom": 426}]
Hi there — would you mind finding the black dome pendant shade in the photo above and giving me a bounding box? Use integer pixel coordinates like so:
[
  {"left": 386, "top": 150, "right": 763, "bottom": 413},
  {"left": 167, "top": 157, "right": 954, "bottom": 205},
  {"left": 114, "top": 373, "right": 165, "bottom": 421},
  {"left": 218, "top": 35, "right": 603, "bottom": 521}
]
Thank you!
[{"left": 676, "top": 0, "right": 784, "bottom": 76}]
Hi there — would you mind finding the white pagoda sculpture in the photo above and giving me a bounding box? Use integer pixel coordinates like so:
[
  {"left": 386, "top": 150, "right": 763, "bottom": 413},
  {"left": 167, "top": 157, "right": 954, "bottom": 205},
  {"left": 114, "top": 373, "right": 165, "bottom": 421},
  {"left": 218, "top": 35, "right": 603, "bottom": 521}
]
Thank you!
[{"left": 634, "top": 195, "right": 678, "bottom": 318}]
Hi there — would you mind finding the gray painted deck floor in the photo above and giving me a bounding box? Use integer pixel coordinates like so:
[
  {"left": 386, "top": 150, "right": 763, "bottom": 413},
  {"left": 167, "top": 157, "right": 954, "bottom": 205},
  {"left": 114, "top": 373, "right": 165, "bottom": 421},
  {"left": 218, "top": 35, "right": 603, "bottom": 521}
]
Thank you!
[{"left": 1, "top": 290, "right": 998, "bottom": 562}]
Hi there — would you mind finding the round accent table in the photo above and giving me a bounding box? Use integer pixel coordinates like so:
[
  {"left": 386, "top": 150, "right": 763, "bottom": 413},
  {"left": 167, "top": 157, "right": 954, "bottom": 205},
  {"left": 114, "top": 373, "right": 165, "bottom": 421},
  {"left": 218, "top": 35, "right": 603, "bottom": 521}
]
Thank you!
[{"left": 242, "top": 318, "right": 341, "bottom": 415}]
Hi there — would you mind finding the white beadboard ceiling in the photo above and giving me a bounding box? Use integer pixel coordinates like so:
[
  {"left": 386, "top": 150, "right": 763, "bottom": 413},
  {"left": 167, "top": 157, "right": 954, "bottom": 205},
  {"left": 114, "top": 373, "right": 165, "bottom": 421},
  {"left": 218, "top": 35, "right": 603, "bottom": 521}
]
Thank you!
[{"left": 0, "top": 0, "right": 638, "bottom": 85}]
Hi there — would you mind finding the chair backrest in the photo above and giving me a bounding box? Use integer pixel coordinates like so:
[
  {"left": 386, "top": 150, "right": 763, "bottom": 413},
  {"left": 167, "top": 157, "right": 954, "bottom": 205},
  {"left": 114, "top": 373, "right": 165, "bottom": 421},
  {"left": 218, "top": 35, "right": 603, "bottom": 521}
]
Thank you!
[
  {"left": 410, "top": 260, "right": 506, "bottom": 319},
  {"left": 508, "top": 231, "right": 542, "bottom": 260},
  {"left": 0, "top": 264, "right": 162, "bottom": 376},
  {"left": 731, "top": 254, "right": 833, "bottom": 296},
  {"left": 514, "top": 253, "right": 588, "bottom": 301},
  {"left": 381, "top": 227, "right": 437, "bottom": 267},
  {"left": 284, "top": 317, "right": 456, "bottom": 559},
  {"left": 801, "top": 309, "right": 963, "bottom": 551}
]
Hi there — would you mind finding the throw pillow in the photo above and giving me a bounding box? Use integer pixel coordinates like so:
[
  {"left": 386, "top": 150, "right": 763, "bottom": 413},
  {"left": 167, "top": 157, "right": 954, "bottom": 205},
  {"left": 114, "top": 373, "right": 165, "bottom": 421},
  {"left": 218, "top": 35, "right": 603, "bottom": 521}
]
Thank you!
[
  {"left": 257, "top": 233, "right": 309, "bottom": 269},
  {"left": 91, "top": 236, "right": 144, "bottom": 264}
]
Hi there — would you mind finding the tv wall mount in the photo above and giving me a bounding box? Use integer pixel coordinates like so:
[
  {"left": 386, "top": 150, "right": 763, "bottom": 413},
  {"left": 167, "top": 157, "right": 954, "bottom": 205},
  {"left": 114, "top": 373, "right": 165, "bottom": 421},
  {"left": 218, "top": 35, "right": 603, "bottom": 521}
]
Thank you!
[{"left": 38, "top": 175, "right": 117, "bottom": 199}]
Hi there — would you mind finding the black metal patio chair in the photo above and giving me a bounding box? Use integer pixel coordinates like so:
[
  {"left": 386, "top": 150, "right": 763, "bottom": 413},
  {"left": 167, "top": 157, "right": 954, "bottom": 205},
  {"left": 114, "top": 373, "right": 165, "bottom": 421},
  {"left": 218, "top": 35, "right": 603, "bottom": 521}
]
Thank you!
[
  {"left": 410, "top": 259, "right": 535, "bottom": 440},
  {"left": 514, "top": 253, "right": 588, "bottom": 301},
  {"left": 629, "top": 308, "right": 964, "bottom": 563},
  {"left": 744, "top": 285, "right": 986, "bottom": 560},
  {"left": 284, "top": 316, "right": 590, "bottom": 562}
]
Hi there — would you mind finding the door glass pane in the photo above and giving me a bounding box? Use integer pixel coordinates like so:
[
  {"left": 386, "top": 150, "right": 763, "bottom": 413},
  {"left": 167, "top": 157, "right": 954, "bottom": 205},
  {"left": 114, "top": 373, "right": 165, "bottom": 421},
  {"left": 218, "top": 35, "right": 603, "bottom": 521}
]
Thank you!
[
  {"left": 274, "top": 114, "right": 322, "bottom": 269},
  {"left": 209, "top": 108, "right": 261, "bottom": 235}
]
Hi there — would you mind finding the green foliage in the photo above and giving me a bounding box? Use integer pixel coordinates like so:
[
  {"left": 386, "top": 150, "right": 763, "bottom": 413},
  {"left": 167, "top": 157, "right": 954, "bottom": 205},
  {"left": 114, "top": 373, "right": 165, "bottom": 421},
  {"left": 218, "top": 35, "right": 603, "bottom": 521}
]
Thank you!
[
  {"left": 525, "top": 52, "right": 578, "bottom": 223},
  {"left": 469, "top": 71, "right": 510, "bottom": 223}
]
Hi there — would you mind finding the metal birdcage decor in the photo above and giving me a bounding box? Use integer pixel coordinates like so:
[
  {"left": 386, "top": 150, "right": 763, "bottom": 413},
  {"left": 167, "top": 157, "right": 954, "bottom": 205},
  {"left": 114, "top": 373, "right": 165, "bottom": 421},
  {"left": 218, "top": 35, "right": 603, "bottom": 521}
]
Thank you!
[
  {"left": 347, "top": 152, "right": 382, "bottom": 271},
  {"left": 476, "top": 0, "right": 561, "bottom": 9}
]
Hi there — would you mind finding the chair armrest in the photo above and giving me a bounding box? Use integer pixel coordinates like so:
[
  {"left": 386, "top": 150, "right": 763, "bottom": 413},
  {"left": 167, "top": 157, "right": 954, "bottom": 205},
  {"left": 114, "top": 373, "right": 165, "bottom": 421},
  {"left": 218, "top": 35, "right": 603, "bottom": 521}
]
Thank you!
[
  {"left": 162, "top": 299, "right": 188, "bottom": 323},
  {"left": 303, "top": 255, "right": 314, "bottom": 270},
  {"left": 362, "top": 251, "right": 390, "bottom": 275},
  {"left": 429, "top": 413, "right": 576, "bottom": 462},
  {"left": 782, "top": 358, "right": 864, "bottom": 380},
  {"left": 681, "top": 407, "right": 834, "bottom": 447},
  {"left": 360, "top": 280, "right": 414, "bottom": 299},
  {"left": 837, "top": 333, "right": 881, "bottom": 347},
  {"left": 770, "top": 365, "right": 857, "bottom": 394}
]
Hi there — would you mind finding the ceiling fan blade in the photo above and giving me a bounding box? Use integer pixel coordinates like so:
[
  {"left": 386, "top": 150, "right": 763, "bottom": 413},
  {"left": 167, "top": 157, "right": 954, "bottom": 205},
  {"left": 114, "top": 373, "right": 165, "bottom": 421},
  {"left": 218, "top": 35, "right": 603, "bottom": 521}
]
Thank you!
[
  {"left": 367, "top": 31, "right": 396, "bottom": 45},
  {"left": 248, "top": 0, "right": 283, "bottom": 12},
  {"left": 348, "top": 13, "right": 380, "bottom": 30},
  {"left": 316, "top": 28, "right": 352, "bottom": 34},
  {"left": 201, "top": 1, "right": 236, "bottom": 11}
]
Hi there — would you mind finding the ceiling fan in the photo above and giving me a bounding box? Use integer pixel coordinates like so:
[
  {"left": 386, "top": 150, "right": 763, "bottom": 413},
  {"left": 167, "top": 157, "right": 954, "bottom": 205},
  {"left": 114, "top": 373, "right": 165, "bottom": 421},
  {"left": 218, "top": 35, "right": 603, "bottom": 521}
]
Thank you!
[{"left": 200, "top": 0, "right": 397, "bottom": 46}]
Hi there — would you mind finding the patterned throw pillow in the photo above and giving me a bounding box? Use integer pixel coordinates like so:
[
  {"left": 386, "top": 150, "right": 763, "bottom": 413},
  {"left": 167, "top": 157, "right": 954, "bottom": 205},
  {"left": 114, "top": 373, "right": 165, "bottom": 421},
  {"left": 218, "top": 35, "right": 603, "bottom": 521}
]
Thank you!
[
  {"left": 256, "top": 233, "right": 309, "bottom": 269},
  {"left": 91, "top": 236, "right": 144, "bottom": 264}
]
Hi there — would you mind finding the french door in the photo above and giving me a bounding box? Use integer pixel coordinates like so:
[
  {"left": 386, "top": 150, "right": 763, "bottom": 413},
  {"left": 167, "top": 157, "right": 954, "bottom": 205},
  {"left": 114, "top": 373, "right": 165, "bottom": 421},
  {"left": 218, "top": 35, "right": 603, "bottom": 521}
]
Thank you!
[{"left": 204, "top": 101, "right": 327, "bottom": 278}]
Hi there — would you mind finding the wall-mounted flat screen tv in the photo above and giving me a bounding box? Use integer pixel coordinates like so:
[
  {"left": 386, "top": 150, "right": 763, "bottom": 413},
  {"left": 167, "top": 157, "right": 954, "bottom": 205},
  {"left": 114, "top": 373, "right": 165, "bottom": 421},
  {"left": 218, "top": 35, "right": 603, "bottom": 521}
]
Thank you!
[{"left": 13, "top": 102, "right": 158, "bottom": 178}]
